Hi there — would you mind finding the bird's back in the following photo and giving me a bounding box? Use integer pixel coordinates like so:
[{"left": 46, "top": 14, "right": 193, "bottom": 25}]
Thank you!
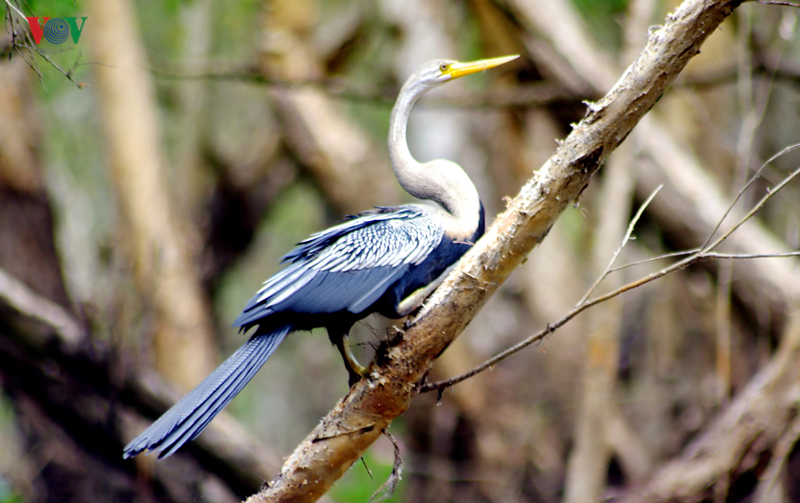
[{"left": 233, "top": 204, "right": 482, "bottom": 332}]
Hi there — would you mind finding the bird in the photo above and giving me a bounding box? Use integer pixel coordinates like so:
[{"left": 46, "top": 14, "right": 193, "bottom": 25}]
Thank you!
[{"left": 123, "top": 54, "right": 519, "bottom": 459}]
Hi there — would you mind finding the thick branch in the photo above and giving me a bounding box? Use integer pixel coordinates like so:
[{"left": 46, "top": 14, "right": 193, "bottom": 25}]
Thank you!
[{"left": 250, "top": 1, "right": 747, "bottom": 501}]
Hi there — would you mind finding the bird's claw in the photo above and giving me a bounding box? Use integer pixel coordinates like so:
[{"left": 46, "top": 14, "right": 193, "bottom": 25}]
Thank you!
[
  {"left": 347, "top": 363, "right": 368, "bottom": 387},
  {"left": 338, "top": 334, "right": 369, "bottom": 386}
]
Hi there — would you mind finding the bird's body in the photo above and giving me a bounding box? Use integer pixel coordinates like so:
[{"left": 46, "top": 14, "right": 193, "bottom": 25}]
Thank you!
[
  {"left": 234, "top": 204, "right": 484, "bottom": 330},
  {"left": 124, "top": 55, "right": 517, "bottom": 459}
]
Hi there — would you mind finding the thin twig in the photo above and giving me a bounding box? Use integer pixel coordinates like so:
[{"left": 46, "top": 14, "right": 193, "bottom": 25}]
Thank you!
[
  {"left": 756, "top": 0, "right": 800, "bottom": 6},
  {"left": 577, "top": 185, "right": 662, "bottom": 306},
  {"left": 28, "top": 45, "right": 83, "bottom": 87},
  {"left": 700, "top": 143, "right": 800, "bottom": 250},
  {"left": 368, "top": 432, "right": 403, "bottom": 503},
  {"left": 3, "top": 0, "right": 26, "bottom": 20},
  {"left": 702, "top": 252, "right": 800, "bottom": 260},
  {"left": 706, "top": 164, "right": 800, "bottom": 252},
  {"left": 3, "top": 6, "right": 89, "bottom": 89},
  {"left": 14, "top": 45, "right": 43, "bottom": 81},
  {"left": 607, "top": 249, "right": 701, "bottom": 273},
  {"left": 419, "top": 258, "right": 683, "bottom": 392}
]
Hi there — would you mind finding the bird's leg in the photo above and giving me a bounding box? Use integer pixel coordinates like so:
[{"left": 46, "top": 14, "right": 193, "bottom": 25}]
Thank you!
[{"left": 335, "top": 332, "right": 368, "bottom": 386}]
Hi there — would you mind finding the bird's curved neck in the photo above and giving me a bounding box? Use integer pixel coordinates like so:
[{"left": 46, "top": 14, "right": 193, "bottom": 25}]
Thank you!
[
  {"left": 388, "top": 80, "right": 482, "bottom": 236},
  {"left": 388, "top": 80, "right": 426, "bottom": 180}
]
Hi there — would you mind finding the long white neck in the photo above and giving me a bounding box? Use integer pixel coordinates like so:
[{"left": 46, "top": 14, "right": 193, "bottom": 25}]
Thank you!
[{"left": 388, "top": 78, "right": 482, "bottom": 238}]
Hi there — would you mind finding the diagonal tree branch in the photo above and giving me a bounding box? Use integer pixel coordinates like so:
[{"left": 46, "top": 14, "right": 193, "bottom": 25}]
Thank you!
[{"left": 248, "top": 0, "right": 749, "bottom": 501}]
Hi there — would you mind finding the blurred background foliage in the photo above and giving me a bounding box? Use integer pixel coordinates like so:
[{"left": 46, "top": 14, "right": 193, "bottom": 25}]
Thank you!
[{"left": 1, "top": 0, "right": 800, "bottom": 502}]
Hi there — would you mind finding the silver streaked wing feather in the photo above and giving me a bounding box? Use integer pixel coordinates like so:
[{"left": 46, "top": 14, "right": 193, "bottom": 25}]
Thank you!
[
  {"left": 247, "top": 207, "right": 443, "bottom": 313},
  {"left": 309, "top": 213, "right": 442, "bottom": 272}
]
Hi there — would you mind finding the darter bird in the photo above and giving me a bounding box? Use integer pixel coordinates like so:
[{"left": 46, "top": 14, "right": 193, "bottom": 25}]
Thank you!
[{"left": 123, "top": 54, "right": 518, "bottom": 459}]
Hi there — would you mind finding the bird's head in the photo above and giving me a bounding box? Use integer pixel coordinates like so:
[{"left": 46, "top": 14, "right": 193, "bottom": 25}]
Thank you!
[
  {"left": 412, "top": 54, "right": 519, "bottom": 90},
  {"left": 389, "top": 54, "right": 519, "bottom": 223}
]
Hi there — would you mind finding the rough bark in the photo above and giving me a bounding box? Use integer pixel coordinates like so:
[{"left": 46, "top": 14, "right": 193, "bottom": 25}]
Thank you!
[{"left": 248, "top": 1, "right": 747, "bottom": 501}]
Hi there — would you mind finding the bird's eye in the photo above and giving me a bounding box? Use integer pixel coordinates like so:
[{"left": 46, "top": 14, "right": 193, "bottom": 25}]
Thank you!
[{"left": 439, "top": 63, "right": 449, "bottom": 73}]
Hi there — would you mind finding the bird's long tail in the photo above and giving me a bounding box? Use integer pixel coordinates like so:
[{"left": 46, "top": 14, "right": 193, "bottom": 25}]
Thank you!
[{"left": 123, "top": 327, "right": 290, "bottom": 459}]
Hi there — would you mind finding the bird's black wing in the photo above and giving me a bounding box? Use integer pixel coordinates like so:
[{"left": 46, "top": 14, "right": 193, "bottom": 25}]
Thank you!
[{"left": 234, "top": 206, "right": 443, "bottom": 328}]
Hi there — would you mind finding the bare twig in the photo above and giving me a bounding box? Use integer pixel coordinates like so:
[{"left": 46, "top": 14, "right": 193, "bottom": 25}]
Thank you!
[
  {"left": 577, "top": 185, "right": 662, "bottom": 306},
  {"left": 367, "top": 432, "right": 403, "bottom": 503},
  {"left": 700, "top": 143, "right": 800, "bottom": 251},
  {"left": 28, "top": 46, "right": 86, "bottom": 87},
  {"left": 4, "top": 0, "right": 26, "bottom": 20},
  {"left": 4, "top": 5, "right": 89, "bottom": 88},
  {"left": 757, "top": 0, "right": 800, "bottom": 6},
  {"left": 703, "top": 251, "right": 800, "bottom": 259},
  {"left": 607, "top": 249, "right": 701, "bottom": 272},
  {"left": 708, "top": 163, "right": 800, "bottom": 252}
]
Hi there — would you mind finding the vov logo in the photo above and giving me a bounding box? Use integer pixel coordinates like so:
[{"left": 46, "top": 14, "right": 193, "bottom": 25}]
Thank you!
[{"left": 26, "top": 17, "right": 88, "bottom": 44}]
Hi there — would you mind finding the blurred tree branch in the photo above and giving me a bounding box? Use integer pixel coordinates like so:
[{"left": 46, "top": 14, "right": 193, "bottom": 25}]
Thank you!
[
  {"left": 0, "top": 266, "right": 83, "bottom": 349},
  {"left": 679, "top": 52, "right": 800, "bottom": 89},
  {"left": 619, "top": 309, "right": 800, "bottom": 503},
  {"left": 0, "top": 51, "right": 278, "bottom": 501},
  {"left": 255, "top": 0, "right": 401, "bottom": 216},
  {"left": 0, "top": 260, "right": 283, "bottom": 499},
  {"left": 84, "top": 0, "right": 218, "bottom": 390},
  {"left": 248, "top": 0, "right": 751, "bottom": 501},
  {"left": 153, "top": 67, "right": 581, "bottom": 108},
  {"left": 151, "top": 43, "right": 800, "bottom": 109}
]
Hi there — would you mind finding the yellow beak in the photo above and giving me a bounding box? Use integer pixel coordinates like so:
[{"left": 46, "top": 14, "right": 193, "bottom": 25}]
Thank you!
[{"left": 444, "top": 55, "right": 519, "bottom": 80}]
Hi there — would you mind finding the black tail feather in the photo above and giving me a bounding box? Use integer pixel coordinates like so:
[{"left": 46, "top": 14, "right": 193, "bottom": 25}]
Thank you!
[{"left": 123, "top": 327, "right": 290, "bottom": 459}]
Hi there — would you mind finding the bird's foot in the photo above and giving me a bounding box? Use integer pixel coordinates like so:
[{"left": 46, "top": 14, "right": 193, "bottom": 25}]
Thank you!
[
  {"left": 337, "top": 334, "right": 369, "bottom": 387},
  {"left": 346, "top": 361, "right": 368, "bottom": 387}
]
